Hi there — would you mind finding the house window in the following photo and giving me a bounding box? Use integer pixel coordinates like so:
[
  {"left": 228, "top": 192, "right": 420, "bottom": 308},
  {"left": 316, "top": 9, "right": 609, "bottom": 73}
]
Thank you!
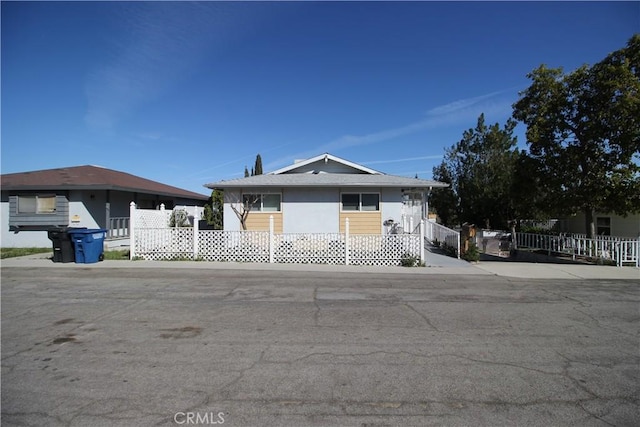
[
  {"left": 341, "top": 193, "right": 380, "bottom": 211},
  {"left": 243, "top": 194, "right": 281, "bottom": 212},
  {"left": 17, "top": 195, "right": 57, "bottom": 214},
  {"left": 596, "top": 217, "right": 611, "bottom": 236}
]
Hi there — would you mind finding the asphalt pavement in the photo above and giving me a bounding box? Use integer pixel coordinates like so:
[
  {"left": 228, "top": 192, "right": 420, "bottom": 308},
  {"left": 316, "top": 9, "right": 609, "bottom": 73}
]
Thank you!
[{"left": 1, "top": 252, "right": 638, "bottom": 426}]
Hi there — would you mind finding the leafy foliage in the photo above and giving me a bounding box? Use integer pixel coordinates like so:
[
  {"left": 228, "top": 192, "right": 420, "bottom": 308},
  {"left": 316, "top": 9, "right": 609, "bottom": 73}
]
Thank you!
[
  {"left": 169, "top": 209, "right": 191, "bottom": 227},
  {"left": 512, "top": 34, "right": 640, "bottom": 237},
  {"left": 203, "top": 189, "right": 224, "bottom": 229},
  {"left": 430, "top": 114, "right": 520, "bottom": 230},
  {"left": 461, "top": 242, "right": 480, "bottom": 262}
]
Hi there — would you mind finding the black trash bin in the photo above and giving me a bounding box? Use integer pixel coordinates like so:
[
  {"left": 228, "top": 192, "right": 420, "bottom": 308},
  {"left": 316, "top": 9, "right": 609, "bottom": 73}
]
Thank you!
[{"left": 47, "top": 228, "right": 75, "bottom": 263}]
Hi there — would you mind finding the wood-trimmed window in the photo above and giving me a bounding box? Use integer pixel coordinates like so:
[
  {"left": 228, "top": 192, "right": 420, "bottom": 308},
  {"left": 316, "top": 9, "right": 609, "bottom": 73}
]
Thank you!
[
  {"left": 17, "top": 194, "right": 57, "bottom": 214},
  {"left": 341, "top": 193, "right": 380, "bottom": 212},
  {"left": 242, "top": 193, "right": 281, "bottom": 212}
]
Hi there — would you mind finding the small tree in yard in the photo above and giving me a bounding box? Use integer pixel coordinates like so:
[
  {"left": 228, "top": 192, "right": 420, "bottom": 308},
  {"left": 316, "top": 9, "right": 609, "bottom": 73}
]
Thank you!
[{"left": 229, "top": 193, "right": 261, "bottom": 231}]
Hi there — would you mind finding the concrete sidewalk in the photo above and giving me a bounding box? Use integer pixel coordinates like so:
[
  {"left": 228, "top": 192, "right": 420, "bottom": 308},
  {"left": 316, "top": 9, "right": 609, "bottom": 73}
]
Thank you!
[{"left": 2, "top": 251, "right": 638, "bottom": 280}]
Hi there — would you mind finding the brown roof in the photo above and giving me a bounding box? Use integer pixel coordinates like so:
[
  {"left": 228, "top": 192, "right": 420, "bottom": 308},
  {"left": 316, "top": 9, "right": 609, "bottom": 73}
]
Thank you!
[{"left": 1, "top": 165, "right": 209, "bottom": 201}]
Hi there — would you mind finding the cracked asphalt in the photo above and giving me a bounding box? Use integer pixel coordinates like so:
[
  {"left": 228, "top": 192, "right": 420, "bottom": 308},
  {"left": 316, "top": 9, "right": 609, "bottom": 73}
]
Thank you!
[{"left": 1, "top": 266, "right": 639, "bottom": 426}]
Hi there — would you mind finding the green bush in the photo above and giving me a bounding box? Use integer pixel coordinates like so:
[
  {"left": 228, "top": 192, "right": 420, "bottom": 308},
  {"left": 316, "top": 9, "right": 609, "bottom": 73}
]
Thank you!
[
  {"left": 400, "top": 253, "right": 422, "bottom": 267},
  {"left": 462, "top": 242, "right": 480, "bottom": 262}
]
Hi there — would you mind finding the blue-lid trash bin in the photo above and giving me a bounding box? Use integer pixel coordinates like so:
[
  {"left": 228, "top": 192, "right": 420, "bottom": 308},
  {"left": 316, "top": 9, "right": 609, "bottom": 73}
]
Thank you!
[{"left": 67, "top": 228, "right": 107, "bottom": 263}]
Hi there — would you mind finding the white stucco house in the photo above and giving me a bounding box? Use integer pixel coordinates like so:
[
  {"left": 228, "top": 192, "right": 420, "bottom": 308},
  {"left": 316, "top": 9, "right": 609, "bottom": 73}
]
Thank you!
[{"left": 205, "top": 153, "right": 448, "bottom": 234}]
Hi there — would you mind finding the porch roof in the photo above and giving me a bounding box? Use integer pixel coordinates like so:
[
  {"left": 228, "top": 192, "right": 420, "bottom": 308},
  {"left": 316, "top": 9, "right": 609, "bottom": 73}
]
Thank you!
[{"left": 205, "top": 173, "right": 448, "bottom": 190}]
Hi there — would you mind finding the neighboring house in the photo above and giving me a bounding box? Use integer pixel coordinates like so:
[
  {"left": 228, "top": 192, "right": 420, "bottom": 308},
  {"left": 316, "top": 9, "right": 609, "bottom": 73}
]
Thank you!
[
  {"left": 1, "top": 165, "right": 209, "bottom": 248},
  {"left": 559, "top": 212, "right": 640, "bottom": 238},
  {"left": 205, "top": 153, "right": 448, "bottom": 234}
]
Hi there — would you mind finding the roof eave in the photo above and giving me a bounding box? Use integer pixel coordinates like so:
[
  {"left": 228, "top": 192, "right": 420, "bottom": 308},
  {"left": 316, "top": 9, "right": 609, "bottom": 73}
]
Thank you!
[{"left": 1, "top": 184, "right": 209, "bottom": 200}]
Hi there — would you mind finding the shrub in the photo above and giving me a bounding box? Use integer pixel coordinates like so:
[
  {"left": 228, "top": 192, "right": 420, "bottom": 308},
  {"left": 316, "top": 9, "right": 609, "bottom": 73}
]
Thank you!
[
  {"left": 400, "top": 252, "right": 421, "bottom": 267},
  {"left": 462, "top": 242, "right": 480, "bottom": 262}
]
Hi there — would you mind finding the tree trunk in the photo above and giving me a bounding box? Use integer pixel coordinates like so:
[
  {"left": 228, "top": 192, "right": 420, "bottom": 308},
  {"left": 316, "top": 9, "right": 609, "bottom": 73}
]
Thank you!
[{"left": 584, "top": 208, "right": 595, "bottom": 239}]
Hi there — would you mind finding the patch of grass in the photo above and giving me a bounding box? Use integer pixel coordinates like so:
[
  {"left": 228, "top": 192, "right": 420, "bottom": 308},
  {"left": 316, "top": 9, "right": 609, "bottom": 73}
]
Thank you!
[
  {"left": 102, "top": 249, "right": 130, "bottom": 260},
  {"left": 1, "top": 247, "right": 52, "bottom": 259}
]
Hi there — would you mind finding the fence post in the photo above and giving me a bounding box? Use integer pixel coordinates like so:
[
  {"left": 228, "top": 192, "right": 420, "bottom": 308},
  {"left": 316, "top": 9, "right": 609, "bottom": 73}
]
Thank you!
[
  {"left": 269, "top": 215, "right": 274, "bottom": 264},
  {"left": 456, "top": 232, "right": 461, "bottom": 259},
  {"left": 129, "top": 202, "right": 136, "bottom": 260},
  {"left": 345, "top": 218, "right": 350, "bottom": 265},
  {"left": 409, "top": 217, "right": 414, "bottom": 235},
  {"left": 193, "top": 207, "right": 199, "bottom": 260},
  {"left": 419, "top": 220, "right": 425, "bottom": 264}
]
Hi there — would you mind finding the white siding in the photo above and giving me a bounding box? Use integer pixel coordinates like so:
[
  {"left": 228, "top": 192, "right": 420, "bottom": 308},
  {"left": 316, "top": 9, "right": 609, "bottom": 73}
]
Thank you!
[
  {"left": 381, "top": 188, "right": 403, "bottom": 226},
  {"left": 282, "top": 188, "right": 339, "bottom": 233},
  {"left": 223, "top": 189, "right": 242, "bottom": 231}
]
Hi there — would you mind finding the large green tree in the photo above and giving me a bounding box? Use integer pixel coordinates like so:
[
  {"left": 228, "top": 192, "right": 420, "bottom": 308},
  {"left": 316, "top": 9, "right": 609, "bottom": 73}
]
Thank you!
[
  {"left": 431, "top": 113, "right": 520, "bottom": 230},
  {"left": 429, "top": 163, "right": 458, "bottom": 228},
  {"left": 512, "top": 34, "right": 640, "bottom": 237}
]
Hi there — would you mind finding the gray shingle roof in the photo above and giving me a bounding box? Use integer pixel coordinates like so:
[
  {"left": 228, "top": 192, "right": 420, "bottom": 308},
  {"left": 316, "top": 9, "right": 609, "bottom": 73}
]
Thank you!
[{"left": 205, "top": 173, "right": 448, "bottom": 189}]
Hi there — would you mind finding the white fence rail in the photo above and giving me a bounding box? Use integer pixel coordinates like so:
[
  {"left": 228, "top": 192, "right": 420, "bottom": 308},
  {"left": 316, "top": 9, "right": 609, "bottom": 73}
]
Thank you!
[
  {"left": 516, "top": 232, "right": 639, "bottom": 267},
  {"left": 130, "top": 203, "right": 424, "bottom": 266},
  {"left": 425, "top": 221, "right": 461, "bottom": 259}
]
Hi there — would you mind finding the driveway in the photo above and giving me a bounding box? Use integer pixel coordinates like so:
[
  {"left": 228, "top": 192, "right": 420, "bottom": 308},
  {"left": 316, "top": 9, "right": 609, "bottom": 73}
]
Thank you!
[{"left": 2, "top": 264, "right": 639, "bottom": 426}]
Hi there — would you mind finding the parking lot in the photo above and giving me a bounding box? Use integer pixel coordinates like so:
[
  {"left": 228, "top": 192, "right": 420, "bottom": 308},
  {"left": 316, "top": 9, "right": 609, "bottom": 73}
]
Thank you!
[{"left": 2, "top": 263, "right": 639, "bottom": 426}]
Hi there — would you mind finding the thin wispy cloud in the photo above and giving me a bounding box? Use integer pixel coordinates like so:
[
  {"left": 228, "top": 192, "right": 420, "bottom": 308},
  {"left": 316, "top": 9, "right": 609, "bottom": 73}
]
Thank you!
[
  {"left": 265, "top": 88, "right": 519, "bottom": 172},
  {"left": 83, "top": 3, "right": 265, "bottom": 129},
  {"left": 360, "top": 155, "right": 443, "bottom": 166}
]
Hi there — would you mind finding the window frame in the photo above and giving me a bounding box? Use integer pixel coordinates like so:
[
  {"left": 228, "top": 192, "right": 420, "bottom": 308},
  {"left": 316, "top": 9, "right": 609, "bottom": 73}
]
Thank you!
[
  {"left": 242, "top": 193, "right": 282, "bottom": 213},
  {"left": 17, "top": 194, "right": 57, "bottom": 214},
  {"left": 340, "top": 192, "right": 380, "bottom": 212},
  {"left": 596, "top": 217, "right": 611, "bottom": 236}
]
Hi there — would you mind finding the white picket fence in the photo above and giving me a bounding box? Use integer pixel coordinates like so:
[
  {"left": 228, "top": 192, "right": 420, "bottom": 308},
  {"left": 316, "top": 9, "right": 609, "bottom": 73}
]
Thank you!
[
  {"left": 129, "top": 203, "right": 424, "bottom": 266},
  {"left": 516, "top": 232, "right": 639, "bottom": 267}
]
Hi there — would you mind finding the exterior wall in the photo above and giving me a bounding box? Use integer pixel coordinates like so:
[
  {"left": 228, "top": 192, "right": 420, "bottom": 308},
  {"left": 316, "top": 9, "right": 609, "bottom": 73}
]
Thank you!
[
  {"left": 283, "top": 160, "right": 367, "bottom": 174},
  {"left": 245, "top": 212, "right": 283, "bottom": 233},
  {"left": 339, "top": 211, "right": 382, "bottom": 234},
  {"left": 223, "top": 187, "right": 407, "bottom": 235},
  {"left": 223, "top": 189, "right": 243, "bottom": 232},
  {"left": 1, "top": 200, "right": 50, "bottom": 247},
  {"left": 563, "top": 212, "right": 640, "bottom": 237},
  {"left": 6, "top": 192, "right": 69, "bottom": 230},
  {"left": 381, "top": 188, "right": 403, "bottom": 226},
  {"left": 282, "top": 188, "right": 339, "bottom": 233}
]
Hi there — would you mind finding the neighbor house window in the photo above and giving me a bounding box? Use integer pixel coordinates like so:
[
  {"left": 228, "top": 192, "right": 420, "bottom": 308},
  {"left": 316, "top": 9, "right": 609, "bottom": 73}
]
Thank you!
[
  {"left": 243, "top": 194, "right": 281, "bottom": 212},
  {"left": 596, "top": 217, "right": 611, "bottom": 236},
  {"left": 341, "top": 193, "right": 380, "bottom": 211},
  {"left": 17, "top": 195, "right": 57, "bottom": 214}
]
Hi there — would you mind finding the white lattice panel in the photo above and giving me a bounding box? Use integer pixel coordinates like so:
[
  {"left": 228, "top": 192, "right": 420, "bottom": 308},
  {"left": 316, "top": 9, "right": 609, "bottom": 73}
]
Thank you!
[
  {"left": 274, "top": 233, "right": 345, "bottom": 264},
  {"left": 135, "top": 228, "right": 194, "bottom": 260},
  {"left": 350, "top": 234, "right": 420, "bottom": 266},
  {"left": 135, "top": 209, "right": 172, "bottom": 229},
  {"left": 198, "top": 230, "right": 270, "bottom": 263},
  {"left": 132, "top": 220, "right": 422, "bottom": 265}
]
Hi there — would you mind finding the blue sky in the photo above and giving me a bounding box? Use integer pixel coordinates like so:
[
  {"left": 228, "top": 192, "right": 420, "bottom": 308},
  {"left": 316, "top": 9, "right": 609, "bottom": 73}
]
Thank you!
[{"left": 2, "top": 1, "right": 638, "bottom": 196}]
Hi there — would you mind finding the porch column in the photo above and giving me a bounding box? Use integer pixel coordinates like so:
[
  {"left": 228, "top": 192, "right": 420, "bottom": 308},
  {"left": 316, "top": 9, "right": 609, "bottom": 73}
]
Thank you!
[{"left": 105, "top": 190, "right": 111, "bottom": 237}]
